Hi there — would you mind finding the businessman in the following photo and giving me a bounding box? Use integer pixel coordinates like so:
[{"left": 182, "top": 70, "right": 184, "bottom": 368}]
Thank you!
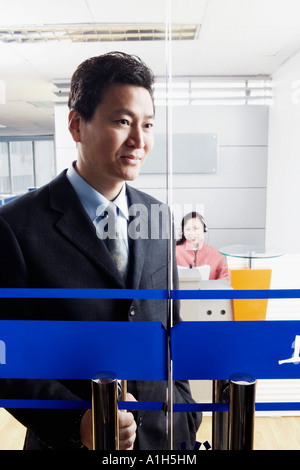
[{"left": 0, "top": 51, "right": 200, "bottom": 450}]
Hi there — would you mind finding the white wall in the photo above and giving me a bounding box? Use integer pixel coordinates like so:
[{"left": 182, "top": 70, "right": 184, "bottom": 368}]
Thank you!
[
  {"left": 266, "top": 50, "right": 300, "bottom": 254},
  {"left": 259, "top": 52, "right": 300, "bottom": 415},
  {"left": 135, "top": 105, "right": 269, "bottom": 248}
]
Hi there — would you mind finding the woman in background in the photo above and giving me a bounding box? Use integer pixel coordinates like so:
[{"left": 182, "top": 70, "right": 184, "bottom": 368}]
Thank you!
[{"left": 176, "top": 211, "right": 229, "bottom": 280}]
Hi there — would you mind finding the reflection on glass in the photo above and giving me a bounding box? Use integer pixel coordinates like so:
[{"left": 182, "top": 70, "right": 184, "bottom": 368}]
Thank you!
[
  {"left": 9, "top": 141, "right": 34, "bottom": 194},
  {"left": 0, "top": 143, "right": 10, "bottom": 193},
  {"left": 34, "top": 140, "right": 55, "bottom": 187},
  {"left": 3, "top": 0, "right": 300, "bottom": 453}
]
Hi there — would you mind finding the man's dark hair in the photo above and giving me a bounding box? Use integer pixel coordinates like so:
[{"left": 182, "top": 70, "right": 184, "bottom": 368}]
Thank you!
[{"left": 68, "top": 51, "right": 155, "bottom": 121}]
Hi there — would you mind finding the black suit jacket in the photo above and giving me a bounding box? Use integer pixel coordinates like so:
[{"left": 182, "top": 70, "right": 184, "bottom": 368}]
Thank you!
[{"left": 0, "top": 170, "right": 200, "bottom": 450}]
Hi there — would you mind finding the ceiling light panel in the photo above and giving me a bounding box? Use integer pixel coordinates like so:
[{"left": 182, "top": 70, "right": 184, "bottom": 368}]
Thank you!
[
  {"left": 53, "top": 76, "right": 272, "bottom": 106},
  {"left": 0, "top": 23, "right": 199, "bottom": 43}
]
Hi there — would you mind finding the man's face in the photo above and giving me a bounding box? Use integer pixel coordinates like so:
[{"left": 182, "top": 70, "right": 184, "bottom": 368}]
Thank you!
[{"left": 69, "top": 83, "right": 155, "bottom": 197}]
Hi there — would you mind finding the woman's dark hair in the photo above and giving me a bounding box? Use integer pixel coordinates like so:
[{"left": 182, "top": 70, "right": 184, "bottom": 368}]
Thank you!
[
  {"left": 176, "top": 212, "right": 207, "bottom": 245},
  {"left": 68, "top": 51, "right": 155, "bottom": 121}
]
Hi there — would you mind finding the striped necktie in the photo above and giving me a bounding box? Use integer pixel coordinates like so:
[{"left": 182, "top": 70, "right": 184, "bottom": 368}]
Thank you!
[{"left": 105, "top": 203, "right": 128, "bottom": 277}]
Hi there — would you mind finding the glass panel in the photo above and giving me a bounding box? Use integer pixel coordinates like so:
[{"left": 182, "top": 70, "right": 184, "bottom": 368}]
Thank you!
[
  {"left": 0, "top": 0, "right": 173, "bottom": 453},
  {"left": 34, "top": 140, "right": 55, "bottom": 187},
  {"left": 167, "top": 0, "right": 204, "bottom": 451},
  {"left": 87, "top": 4, "right": 171, "bottom": 452},
  {"left": 169, "top": 0, "right": 300, "bottom": 452},
  {"left": 2, "top": 0, "right": 300, "bottom": 454},
  {"left": 9, "top": 141, "right": 34, "bottom": 194},
  {"left": 0, "top": 142, "right": 10, "bottom": 194}
]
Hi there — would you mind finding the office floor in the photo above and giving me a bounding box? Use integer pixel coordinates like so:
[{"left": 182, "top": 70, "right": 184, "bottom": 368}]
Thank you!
[
  {"left": 197, "top": 415, "right": 300, "bottom": 450},
  {"left": 1, "top": 409, "right": 300, "bottom": 450}
]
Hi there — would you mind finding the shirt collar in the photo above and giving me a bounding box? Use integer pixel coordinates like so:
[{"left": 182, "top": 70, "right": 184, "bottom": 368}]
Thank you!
[{"left": 66, "top": 161, "right": 129, "bottom": 223}]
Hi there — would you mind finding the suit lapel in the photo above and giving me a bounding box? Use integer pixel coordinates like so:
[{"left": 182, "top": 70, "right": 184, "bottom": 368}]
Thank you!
[{"left": 49, "top": 172, "right": 126, "bottom": 288}]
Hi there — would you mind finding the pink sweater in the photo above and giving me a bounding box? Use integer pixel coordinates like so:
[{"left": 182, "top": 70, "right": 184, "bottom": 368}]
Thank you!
[{"left": 176, "top": 241, "right": 229, "bottom": 280}]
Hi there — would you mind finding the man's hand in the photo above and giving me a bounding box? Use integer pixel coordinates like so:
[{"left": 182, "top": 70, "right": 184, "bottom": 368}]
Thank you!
[
  {"left": 80, "top": 392, "right": 137, "bottom": 450},
  {"left": 118, "top": 401, "right": 137, "bottom": 450}
]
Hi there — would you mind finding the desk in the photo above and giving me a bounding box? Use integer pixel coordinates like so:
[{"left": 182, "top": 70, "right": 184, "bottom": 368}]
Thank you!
[{"left": 219, "top": 245, "right": 283, "bottom": 320}]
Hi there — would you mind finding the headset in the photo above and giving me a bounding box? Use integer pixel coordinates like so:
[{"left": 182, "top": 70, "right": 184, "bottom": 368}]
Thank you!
[{"left": 197, "top": 213, "right": 207, "bottom": 233}]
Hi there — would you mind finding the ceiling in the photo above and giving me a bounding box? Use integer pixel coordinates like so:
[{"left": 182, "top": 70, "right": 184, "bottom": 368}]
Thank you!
[{"left": 1, "top": 0, "right": 300, "bottom": 136}]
